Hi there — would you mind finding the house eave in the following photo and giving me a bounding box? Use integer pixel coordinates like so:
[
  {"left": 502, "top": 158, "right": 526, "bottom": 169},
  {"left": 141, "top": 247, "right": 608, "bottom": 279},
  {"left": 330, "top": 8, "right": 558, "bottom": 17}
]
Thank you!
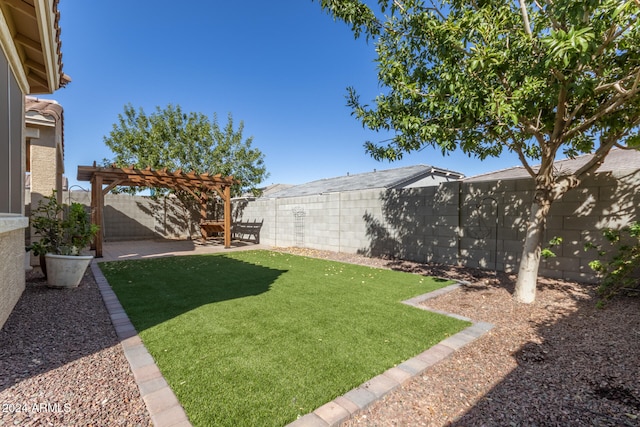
[
  {"left": 33, "top": 0, "right": 60, "bottom": 92},
  {"left": 0, "top": 0, "right": 66, "bottom": 94}
]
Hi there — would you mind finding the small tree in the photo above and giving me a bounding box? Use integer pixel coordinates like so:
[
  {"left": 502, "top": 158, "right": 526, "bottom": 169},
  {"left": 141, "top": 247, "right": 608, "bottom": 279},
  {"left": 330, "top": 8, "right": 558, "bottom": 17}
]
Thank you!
[
  {"left": 316, "top": 0, "right": 640, "bottom": 302},
  {"left": 104, "top": 104, "right": 269, "bottom": 196},
  {"left": 28, "top": 192, "right": 100, "bottom": 277}
]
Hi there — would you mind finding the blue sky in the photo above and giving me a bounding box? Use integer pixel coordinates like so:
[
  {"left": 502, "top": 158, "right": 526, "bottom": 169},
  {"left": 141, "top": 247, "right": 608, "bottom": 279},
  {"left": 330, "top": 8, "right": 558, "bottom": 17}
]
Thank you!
[{"left": 43, "top": 0, "right": 522, "bottom": 190}]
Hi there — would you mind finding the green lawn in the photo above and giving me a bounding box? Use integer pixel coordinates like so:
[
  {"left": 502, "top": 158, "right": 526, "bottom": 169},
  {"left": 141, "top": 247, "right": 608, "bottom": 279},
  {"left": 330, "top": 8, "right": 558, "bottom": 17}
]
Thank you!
[{"left": 100, "top": 250, "right": 469, "bottom": 426}]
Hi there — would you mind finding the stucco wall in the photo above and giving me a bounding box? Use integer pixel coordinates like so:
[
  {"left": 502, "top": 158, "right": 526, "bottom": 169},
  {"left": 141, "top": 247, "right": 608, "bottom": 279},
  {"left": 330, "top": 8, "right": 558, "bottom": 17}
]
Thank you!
[
  {"left": 29, "top": 124, "right": 63, "bottom": 205},
  {"left": 0, "top": 218, "right": 28, "bottom": 328}
]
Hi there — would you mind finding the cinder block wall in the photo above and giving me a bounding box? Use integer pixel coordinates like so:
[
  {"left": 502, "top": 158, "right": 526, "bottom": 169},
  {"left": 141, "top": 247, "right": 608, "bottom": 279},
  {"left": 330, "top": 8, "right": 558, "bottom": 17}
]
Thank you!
[
  {"left": 67, "top": 192, "right": 202, "bottom": 242},
  {"left": 54, "top": 168, "right": 639, "bottom": 283},
  {"left": 235, "top": 170, "right": 640, "bottom": 282}
]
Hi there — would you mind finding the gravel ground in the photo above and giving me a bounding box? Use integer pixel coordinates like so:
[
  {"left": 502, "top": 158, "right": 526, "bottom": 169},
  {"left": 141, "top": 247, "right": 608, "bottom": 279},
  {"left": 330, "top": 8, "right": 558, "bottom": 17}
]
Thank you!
[
  {"left": 274, "top": 248, "right": 640, "bottom": 427},
  {"left": 0, "top": 268, "right": 150, "bottom": 427},
  {"left": 1, "top": 249, "right": 638, "bottom": 427}
]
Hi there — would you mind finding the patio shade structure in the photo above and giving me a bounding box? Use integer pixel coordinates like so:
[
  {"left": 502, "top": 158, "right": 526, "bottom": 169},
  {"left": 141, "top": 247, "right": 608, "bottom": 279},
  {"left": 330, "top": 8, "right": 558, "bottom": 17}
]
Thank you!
[{"left": 77, "top": 163, "right": 239, "bottom": 257}]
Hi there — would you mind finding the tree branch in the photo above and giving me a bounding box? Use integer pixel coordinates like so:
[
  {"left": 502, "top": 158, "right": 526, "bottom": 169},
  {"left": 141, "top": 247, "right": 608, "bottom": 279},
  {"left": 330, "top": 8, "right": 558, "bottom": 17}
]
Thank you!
[
  {"left": 426, "top": 0, "right": 446, "bottom": 20},
  {"left": 538, "top": 0, "right": 564, "bottom": 31},
  {"left": 393, "top": 0, "right": 405, "bottom": 13},
  {"left": 564, "top": 92, "right": 635, "bottom": 142},
  {"left": 571, "top": 115, "right": 640, "bottom": 183},
  {"left": 573, "top": 143, "right": 615, "bottom": 179},
  {"left": 515, "top": 144, "right": 537, "bottom": 178},
  {"left": 550, "top": 85, "right": 568, "bottom": 145},
  {"left": 519, "top": 0, "right": 533, "bottom": 37},
  {"left": 614, "top": 141, "right": 632, "bottom": 149},
  {"left": 521, "top": 120, "right": 547, "bottom": 147}
]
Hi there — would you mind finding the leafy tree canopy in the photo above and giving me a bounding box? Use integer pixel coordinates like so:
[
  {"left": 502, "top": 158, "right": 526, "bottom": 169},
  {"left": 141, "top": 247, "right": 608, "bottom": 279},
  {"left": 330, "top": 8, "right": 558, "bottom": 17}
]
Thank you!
[
  {"left": 317, "top": 0, "right": 640, "bottom": 302},
  {"left": 318, "top": 0, "right": 640, "bottom": 163},
  {"left": 104, "top": 104, "right": 268, "bottom": 196}
]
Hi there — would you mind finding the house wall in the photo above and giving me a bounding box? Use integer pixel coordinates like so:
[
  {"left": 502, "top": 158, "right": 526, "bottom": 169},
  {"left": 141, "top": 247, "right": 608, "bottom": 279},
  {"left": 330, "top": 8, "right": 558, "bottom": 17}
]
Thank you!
[
  {"left": 25, "top": 104, "right": 65, "bottom": 269},
  {"left": 0, "top": 50, "right": 24, "bottom": 214},
  {"left": 0, "top": 50, "right": 27, "bottom": 329},
  {"left": 0, "top": 219, "right": 28, "bottom": 327},
  {"left": 29, "top": 123, "right": 63, "bottom": 204}
]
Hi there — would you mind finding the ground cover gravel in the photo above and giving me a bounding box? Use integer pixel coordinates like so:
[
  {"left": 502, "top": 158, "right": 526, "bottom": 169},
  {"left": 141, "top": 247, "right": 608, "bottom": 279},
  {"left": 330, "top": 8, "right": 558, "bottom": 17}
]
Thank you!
[
  {"left": 1, "top": 248, "right": 638, "bottom": 427},
  {"left": 0, "top": 269, "right": 150, "bottom": 426}
]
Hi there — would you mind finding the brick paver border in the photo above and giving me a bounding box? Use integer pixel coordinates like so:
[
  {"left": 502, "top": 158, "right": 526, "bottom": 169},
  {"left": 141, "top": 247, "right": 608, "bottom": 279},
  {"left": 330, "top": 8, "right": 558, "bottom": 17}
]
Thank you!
[
  {"left": 288, "top": 283, "right": 494, "bottom": 427},
  {"left": 91, "top": 261, "right": 192, "bottom": 427}
]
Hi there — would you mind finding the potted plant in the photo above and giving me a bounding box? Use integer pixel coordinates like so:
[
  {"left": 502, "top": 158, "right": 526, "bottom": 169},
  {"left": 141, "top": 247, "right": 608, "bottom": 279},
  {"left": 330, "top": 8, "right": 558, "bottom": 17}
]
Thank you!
[{"left": 27, "top": 191, "right": 99, "bottom": 288}]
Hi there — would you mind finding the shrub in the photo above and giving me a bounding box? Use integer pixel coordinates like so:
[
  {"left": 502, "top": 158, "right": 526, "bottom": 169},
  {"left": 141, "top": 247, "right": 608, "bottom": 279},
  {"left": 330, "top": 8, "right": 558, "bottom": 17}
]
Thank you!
[
  {"left": 28, "top": 191, "right": 99, "bottom": 256},
  {"left": 586, "top": 222, "right": 640, "bottom": 301}
]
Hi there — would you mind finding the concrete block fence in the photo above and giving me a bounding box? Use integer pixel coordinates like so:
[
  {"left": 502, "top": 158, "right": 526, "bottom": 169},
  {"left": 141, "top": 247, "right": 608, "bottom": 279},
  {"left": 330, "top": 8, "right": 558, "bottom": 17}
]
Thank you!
[
  {"left": 236, "top": 169, "right": 640, "bottom": 283},
  {"left": 51, "top": 168, "right": 639, "bottom": 283}
]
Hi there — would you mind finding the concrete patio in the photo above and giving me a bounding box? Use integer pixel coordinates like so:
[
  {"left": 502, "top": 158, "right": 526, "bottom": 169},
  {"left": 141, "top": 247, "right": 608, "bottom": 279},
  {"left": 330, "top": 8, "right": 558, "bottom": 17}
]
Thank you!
[{"left": 95, "top": 238, "right": 269, "bottom": 263}]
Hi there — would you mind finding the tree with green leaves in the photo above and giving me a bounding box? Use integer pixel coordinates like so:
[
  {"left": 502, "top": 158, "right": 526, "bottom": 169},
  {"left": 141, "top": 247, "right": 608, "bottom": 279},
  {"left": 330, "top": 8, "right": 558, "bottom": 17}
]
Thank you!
[
  {"left": 316, "top": 0, "right": 640, "bottom": 303},
  {"left": 104, "top": 104, "right": 268, "bottom": 196}
]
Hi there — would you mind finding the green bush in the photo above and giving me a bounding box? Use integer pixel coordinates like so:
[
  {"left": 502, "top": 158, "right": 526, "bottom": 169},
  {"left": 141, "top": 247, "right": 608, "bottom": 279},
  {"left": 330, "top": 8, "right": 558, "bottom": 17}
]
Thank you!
[{"left": 587, "top": 222, "right": 640, "bottom": 301}]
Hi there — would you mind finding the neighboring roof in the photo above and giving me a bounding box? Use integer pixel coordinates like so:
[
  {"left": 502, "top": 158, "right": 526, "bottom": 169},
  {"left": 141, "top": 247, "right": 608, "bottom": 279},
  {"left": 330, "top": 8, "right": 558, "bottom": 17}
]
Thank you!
[
  {"left": 236, "top": 183, "right": 294, "bottom": 200},
  {"left": 266, "top": 165, "right": 465, "bottom": 198},
  {"left": 261, "top": 183, "right": 294, "bottom": 196},
  {"left": 25, "top": 96, "right": 63, "bottom": 122},
  {"left": 0, "top": 0, "right": 69, "bottom": 93},
  {"left": 465, "top": 148, "right": 640, "bottom": 182},
  {"left": 25, "top": 96, "right": 64, "bottom": 152}
]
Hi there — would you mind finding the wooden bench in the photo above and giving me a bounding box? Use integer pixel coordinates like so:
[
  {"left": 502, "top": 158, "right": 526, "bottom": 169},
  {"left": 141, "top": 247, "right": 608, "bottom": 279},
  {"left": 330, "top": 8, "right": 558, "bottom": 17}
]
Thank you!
[
  {"left": 232, "top": 220, "right": 263, "bottom": 243},
  {"left": 200, "top": 220, "right": 225, "bottom": 239}
]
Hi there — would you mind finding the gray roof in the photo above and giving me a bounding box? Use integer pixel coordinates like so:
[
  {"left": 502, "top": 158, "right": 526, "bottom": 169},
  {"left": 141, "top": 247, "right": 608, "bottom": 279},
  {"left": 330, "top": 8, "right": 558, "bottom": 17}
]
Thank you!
[
  {"left": 266, "top": 165, "right": 464, "bottom": 198},
  {"left": 261, "top": 183, "right": 294, "bottom": 196},
  {"left": 237, "top": 183, "right": 294, "bottom": 199},
  {"left": 465, "top": 148, "right": 640, "bottom": 182}
]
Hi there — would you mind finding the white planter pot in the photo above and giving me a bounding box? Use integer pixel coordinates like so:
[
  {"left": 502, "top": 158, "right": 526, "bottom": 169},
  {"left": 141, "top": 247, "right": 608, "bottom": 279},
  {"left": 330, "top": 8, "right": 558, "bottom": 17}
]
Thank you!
[{"left": 45, "top": 254, "right": 93, "bottom": 288}]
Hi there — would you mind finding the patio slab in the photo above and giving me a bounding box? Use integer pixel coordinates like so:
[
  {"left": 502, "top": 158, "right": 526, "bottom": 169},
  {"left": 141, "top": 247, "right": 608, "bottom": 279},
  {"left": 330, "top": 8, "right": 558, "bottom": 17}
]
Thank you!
[{"left": 95, "top": 238, "right": 267, "bottom": 263}]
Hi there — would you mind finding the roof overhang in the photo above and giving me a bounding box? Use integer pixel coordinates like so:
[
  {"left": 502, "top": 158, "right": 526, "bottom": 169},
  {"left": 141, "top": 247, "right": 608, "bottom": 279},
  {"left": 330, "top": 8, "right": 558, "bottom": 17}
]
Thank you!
[{"left": 0, "top": 0, "right": 68, "bottom": 94}]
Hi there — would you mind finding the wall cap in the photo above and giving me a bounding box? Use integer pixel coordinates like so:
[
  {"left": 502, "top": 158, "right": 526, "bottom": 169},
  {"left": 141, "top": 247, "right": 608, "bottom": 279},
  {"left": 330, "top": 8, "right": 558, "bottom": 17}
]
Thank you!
[{"left": 0, "top": 214, "right": 28, "bottom": 234}]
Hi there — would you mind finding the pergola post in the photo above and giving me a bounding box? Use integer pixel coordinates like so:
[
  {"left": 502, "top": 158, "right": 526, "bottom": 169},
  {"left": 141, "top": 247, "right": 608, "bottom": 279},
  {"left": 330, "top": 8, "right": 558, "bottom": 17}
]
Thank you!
[
  {"left": 92, "top": 173, "right": 104, "bottom": 258},
  {"left": 199, "top": 192, "right": 208, "bottom": 241},
  {"left": 224, "top": 185, "right": 231, "bottom": 248}
]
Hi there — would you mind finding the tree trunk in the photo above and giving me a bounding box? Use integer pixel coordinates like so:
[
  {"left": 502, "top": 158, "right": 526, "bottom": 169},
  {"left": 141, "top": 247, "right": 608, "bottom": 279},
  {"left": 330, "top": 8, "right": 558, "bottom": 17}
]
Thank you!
[
  {"left": 39, "top": 253, "right": 48, "bottom": 280},
  {"left": 514, "top": 199, "right": 550, "bottom": 303}
]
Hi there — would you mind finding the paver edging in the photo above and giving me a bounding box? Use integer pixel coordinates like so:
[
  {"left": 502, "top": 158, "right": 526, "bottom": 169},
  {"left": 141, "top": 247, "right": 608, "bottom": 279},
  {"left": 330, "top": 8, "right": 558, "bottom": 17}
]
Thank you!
[
  {"left": 91, "top": 261, "right": 193, "bottom": 427},
  {"left": 286, "top": 280, "right": 494, "bottom": 427}
]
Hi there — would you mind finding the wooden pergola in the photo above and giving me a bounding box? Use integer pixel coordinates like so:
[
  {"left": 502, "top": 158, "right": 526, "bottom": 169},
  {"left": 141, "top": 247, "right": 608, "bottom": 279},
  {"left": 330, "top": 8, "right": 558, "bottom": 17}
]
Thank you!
[{"left": 77, "top": 164, "right": 239, "bottom": 257}]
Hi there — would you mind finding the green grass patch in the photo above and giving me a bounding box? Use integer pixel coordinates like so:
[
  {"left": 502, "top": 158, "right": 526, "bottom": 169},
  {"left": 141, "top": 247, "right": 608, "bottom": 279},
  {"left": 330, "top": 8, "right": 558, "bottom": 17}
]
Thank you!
[{"left": 100, "top": 250, "right": 469, "bottom": 426}]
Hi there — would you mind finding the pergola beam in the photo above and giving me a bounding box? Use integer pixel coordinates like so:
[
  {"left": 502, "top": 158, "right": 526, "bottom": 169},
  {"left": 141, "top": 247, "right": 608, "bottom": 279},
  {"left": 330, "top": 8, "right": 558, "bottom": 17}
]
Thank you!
[{"left": 77, "top": 164, "right": 239, "bottom": 257}]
